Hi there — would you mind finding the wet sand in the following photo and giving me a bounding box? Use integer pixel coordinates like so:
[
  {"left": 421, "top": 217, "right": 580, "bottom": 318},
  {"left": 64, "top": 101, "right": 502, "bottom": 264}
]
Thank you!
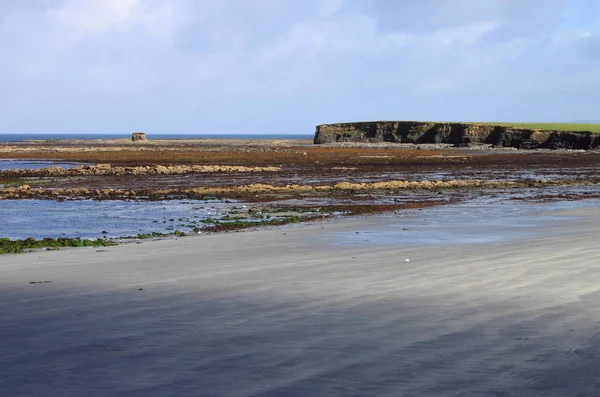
[{"left": 2, "top": 202, "right": 600, "bottom": 396}]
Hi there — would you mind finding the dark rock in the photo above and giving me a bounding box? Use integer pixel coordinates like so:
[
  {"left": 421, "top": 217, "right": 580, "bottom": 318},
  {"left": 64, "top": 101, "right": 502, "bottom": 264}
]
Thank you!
[
  {"left": 314, "top": 121, "right": 599, "bottom": 150},
  {"left": 132, "top": 132, "right": 147, "bottom": 142}
]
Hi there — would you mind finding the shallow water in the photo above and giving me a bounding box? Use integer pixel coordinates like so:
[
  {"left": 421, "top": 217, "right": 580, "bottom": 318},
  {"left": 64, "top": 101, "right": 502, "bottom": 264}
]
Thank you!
[
  {"left": 0, "top": 200, "right": 235, "bottom": 239},
  {"left": 0, "top": 133, "right": 313, "bottom": 142},
  {"left": 320, "top": 197, "right": 598, "bottom": 247},
  {"left": 0, "top": 159, "right": 83, "bottom": 171},
  {"left": 3, "top": 182, "right": 600, "bottom": 242}
]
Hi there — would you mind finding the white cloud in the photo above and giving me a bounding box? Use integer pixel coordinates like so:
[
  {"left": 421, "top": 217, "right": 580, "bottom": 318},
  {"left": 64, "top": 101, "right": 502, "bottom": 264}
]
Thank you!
[
  {"left": 53, "top": 0, "right": 184, "bottom": 40},
  {"left": 55, "top": 0, "right": 139, "bottom": 34},
  {"left": 0, "top": 0, "right": 599, "bottom": 132}
]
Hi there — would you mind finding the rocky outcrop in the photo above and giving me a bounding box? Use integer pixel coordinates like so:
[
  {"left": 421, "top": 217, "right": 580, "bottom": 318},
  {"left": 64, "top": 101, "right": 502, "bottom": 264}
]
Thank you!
[
  {"left": 0, "top": 164, "right": 281, "bottom": 178},
  {"left": 314, "top": 121, "right": 600, "bottom": 149},
  {"left": 2, "top": 178, "right": 598, "bottom": 201},
  {"left": 131, "top": 132, "right": 147, "bottom": 142}
]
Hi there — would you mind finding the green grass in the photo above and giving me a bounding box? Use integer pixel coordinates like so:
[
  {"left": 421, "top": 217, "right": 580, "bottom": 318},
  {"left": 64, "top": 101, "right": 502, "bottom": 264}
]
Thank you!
[
  {"left": 368, "top": 120, "right": 600, "bottom": 133},
  {"left": 482, "top": 122, "right": 600, "bottom": 133}
]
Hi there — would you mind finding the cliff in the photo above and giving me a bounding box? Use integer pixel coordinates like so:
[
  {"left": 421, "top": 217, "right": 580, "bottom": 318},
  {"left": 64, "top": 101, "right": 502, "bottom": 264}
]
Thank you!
[{"left": 314, "top": 121, "right": 600, "bottom": 149}]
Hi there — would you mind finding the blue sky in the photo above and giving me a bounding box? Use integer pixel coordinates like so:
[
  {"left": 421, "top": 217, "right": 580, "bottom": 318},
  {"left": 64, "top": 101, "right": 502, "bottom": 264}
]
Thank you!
[{"left": 0, "top": 0, "right": 599, "bottom": 134}]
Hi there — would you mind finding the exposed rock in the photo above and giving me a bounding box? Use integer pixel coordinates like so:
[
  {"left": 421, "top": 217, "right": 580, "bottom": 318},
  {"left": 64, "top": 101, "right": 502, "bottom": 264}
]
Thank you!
[
  {"left": 5, "top": 178, "right": 595, "bottom": 201},
  {"left": 0, "top": 164, "right": 281, "bottom": 178},
  {"left": 314, "top": 121, "right": 600, "bottom": 150},
  {"left": 131, "top": 132, "right": 147, "bottom": 142}
]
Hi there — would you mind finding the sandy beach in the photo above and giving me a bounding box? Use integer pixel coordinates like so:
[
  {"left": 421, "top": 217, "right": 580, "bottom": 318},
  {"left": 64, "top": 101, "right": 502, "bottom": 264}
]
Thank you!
[
  {"left": 4, "top": 0, "right": 600, "bottom": 394},
  {"left": 2, "top": 201, "right": 600, "bottom": 396}
]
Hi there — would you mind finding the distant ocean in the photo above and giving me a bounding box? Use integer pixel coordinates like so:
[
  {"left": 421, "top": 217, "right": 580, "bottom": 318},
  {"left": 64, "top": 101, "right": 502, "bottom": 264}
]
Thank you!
[{"left": 0, "top": 133, "right": 313, "bottom": 142}]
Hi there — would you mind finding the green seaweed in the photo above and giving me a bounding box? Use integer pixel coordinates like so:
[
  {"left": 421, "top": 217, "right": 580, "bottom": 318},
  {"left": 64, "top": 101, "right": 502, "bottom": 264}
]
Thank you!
[
  {"left": 205, "top": 215, "right": 311, "bottom": 232},
  {"left": 0, "top": 237, "right": 115, "bottom": 254}
]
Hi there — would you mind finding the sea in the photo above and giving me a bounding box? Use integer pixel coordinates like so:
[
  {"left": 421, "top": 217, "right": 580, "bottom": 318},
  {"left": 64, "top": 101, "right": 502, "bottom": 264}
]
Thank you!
[
  {"left": 0, "top": 133, "right": 313, "bottom": 142},
  {"left": 0, "top": 199, "right": 237, "bottom": 240}
]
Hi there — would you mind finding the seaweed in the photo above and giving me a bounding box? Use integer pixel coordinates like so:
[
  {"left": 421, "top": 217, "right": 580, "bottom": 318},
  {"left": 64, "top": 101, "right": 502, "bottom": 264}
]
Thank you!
[{"left": 0, "top": 237, "right": 116, "bottom": 254}]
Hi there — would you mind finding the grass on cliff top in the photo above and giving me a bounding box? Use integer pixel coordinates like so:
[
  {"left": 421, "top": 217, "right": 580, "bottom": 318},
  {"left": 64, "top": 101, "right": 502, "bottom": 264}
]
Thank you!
[
  {"left": 484, "top": 122, "right": 600, "bottom": 133},
  {"left": 421, "top": 121, "right": 600, "bottom": 132},
  {"left": 336, "top": 121, "right": 600, "bottom": 133}
]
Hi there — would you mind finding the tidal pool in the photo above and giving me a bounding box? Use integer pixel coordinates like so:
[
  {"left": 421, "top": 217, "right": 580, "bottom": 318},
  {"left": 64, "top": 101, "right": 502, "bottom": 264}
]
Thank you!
[
  {"left": 319, "top": 197, "right": 597, "bottom": 247},
  {"left": 0, "top": 199, "right": 234, "bottom": 240},
  {"left": 0, "top": 159, "right": 83, "bottom": 171}
]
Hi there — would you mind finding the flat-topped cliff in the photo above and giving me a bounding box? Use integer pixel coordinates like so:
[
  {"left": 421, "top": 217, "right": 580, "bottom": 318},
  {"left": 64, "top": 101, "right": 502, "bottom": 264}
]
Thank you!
[{"left": 314, "top": 121, "right": 600, "bottom": 149}]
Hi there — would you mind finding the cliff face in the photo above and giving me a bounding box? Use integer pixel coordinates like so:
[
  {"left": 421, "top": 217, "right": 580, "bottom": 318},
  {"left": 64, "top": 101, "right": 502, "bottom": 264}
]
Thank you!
[{"left": 314, "top": 121, "right": 600, "bottom": 149}]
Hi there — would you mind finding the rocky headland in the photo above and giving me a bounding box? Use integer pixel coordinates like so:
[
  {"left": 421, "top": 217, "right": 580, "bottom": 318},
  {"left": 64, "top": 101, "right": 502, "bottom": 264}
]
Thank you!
[{"left": 314, "top": 121, "right": 600, "bottom": 149}]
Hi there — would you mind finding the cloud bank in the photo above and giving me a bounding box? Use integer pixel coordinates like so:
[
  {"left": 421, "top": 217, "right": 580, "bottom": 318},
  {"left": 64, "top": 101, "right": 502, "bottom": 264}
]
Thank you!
[{"left": 0, "top": 0, "right": 598, "bottom": 133}]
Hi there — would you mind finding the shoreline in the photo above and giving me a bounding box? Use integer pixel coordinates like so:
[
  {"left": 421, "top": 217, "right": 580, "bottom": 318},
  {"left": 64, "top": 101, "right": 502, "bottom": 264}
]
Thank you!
[
  {"left": 3, "top": 200, "right": 600, "bottom": 394},
  {"left": 3, "top": 135, "right": 600, "bottom": 256},
  {"left": 3, "top": 185, "right": 600, "bottom": 253}
]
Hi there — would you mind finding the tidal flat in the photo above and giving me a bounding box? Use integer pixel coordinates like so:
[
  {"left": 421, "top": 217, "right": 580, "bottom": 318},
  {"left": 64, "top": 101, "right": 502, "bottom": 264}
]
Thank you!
[
  {"left": 3, "top": 137, "right": 600, "bottom": 395},
  {"left": 2, "top": 138, "right": 600, "bottom": 248}
]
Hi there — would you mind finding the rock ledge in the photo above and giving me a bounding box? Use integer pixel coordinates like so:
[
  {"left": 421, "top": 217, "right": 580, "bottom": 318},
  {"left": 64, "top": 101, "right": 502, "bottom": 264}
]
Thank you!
[{"left": 314, "top": 121, "right": 600, "bottom": 149}]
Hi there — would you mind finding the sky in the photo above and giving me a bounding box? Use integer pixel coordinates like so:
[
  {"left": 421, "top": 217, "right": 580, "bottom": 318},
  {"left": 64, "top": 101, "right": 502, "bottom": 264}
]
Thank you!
[{"left": 0, "top": 0, "right": 599, "bottom": 134}]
